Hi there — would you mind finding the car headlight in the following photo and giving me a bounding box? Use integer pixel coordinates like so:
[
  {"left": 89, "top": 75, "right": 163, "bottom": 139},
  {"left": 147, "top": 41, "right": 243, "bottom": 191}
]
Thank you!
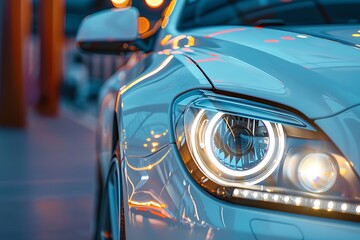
[{"left": 174, "top": 91, "right": 360, "bottom": 220}]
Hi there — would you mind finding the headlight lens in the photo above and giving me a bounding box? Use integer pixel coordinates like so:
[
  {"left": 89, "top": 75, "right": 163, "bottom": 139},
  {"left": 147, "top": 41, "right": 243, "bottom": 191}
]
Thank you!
[
  {"left": 174, "top": 91, "right": 360, "bottom": 219},
  {"left": 188, "top": 110, "right": 285, "bottom": 185},
  {"left": 297, "top": 153, "right": 338, "bottom": 193}
]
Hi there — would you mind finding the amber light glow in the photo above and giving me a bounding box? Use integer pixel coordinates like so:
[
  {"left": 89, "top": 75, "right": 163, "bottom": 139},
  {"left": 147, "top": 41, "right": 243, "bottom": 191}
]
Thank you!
[
  {"left": 129, "top": 200, "right": 173, "bottom": 219},
  {"left": 160, "top": 34, "right": 172, "bottom": 46},
  {"left": 145, "top": 0, "right": 164, "bottom": 8},
  {"left": 111, "top": 0, "right": 130, "bottom": 8},
  {"left": 161, "top": 0, "right": 176, "bottom": 28},
  {"left": 138, "top": 17, "right": 151, "bottom": 34}
]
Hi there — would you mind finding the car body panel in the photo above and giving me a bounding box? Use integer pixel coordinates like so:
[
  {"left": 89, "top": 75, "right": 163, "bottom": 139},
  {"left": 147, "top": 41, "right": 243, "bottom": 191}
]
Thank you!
[
  {"left": 89, "top": 1, "right": 360, "bottom": 239},
  {"left": 98, "top": 51, "right": 212, "bottom": 182},
  {"left": 119, "top": 53, "right": 212, "bottom": 158},
  {"left": 123, "top": 145, "right": 360, "bottom": 240},
  {"left": 167, "top": 25, "right": 360, "bottom": 119},
  {"left": 286, "top": 25, "right": 360, "bottom": 47},
  {"left": 97, "top": 53, "right": 145, "bottom": 181}
]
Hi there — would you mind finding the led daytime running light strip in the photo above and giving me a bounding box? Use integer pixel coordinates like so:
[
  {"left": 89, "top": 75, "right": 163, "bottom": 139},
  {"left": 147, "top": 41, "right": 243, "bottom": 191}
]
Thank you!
[{"left": 233, "top": 188, "right": 360, "bottom": 215}]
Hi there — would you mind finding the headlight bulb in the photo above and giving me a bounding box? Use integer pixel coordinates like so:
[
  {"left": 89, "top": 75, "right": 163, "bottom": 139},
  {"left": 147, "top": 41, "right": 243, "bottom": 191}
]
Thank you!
[{"left": 297, "top": 153, "right": 338, "bottom": 193}]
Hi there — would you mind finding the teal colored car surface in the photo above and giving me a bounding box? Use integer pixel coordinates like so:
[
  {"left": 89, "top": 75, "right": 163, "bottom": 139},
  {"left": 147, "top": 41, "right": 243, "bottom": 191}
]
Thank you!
[{"left": 76, "top": 1, "right": 360, "bottom": 239}]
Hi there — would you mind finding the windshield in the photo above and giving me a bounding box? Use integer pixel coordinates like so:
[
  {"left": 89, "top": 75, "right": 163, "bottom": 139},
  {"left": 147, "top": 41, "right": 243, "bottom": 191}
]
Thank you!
[{"left": 178, "top": 0, "right": 360, "bottom": 30}]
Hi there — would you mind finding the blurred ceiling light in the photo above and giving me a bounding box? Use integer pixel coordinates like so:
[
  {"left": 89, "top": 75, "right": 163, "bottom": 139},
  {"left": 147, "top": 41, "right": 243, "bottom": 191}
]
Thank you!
[
  {"left": 138, "top": 17, "right": 151, "bottom": 34},
  {"left": 112, "top": 0, "right": 131, "bottom": 8},
  {"left": 145, "top": 0, "right": 164, "bottom": 8},
  {"left": 162, "top": 0, "right": 176, "bottom": 28}
]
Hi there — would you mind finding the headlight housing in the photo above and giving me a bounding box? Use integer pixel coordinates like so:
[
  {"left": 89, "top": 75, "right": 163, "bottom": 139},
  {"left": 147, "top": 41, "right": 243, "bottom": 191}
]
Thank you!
[{"left": 174, "top": 91, "right": 360, "bottom": 220}]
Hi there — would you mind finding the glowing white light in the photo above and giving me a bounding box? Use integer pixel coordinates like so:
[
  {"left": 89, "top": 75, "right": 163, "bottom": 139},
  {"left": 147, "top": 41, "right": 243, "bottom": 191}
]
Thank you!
[
  {"left": 341, "top": 203, "right": 348, "bottom": 211},
  {"left": 356, "top": 206, "right": 360, "bottom": 214},
  {"left": 233, "top": 189, "right": 240, "bottom": 196},
  {"left": 297, "top": 34, "right": 308, "bottom": 38},
  {"left": 263, "top": 193, "right": 269, "bottom": 200},
  {"left": 201, "top": 112, "right": 285, "bottom": 185},
  {"left": 298, "top": 153, "right": 337, "bottom": 193},
  {"left": 231, "top": 188, "right": 358, "bottom": 216},
  {"left": 273, "top": 195, "right": 279, "bottom": 201},
  {"left": 327, "top": 201, "right": 334, "bottom": 210},
  {"left": 243, "top": 190, "right": 249, "bottom": 197},
  {"left": 313, "top": 199, "right": 321, "bottom": 208}
]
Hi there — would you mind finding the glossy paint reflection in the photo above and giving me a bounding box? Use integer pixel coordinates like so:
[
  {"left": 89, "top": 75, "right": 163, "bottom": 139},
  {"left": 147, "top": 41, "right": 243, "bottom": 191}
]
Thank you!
[
  {"left": 177, "top": 26, "right": 360, "bottom": 119},
  {"left": 123, "top": 144, "right": 360, "bottom": 240},
  {"left": 204, "top": 28, "right": 246, "bottom": 38},
  {"left": 124, "top": 146, "right": 222, "bottom": 239},
  {"left": 120, "top": 55, "right": 173, "bottom": 95},
  {"left": 120, "top": 53, "right": 211, "bottom": 157}
]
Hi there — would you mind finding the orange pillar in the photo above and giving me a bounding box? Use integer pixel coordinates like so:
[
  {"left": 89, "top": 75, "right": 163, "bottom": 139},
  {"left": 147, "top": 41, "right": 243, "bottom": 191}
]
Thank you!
[
  {"left": 37, "top": 0, "right": 65, "bottom": 116},
  {"left": 0, "top": 0, "right": 27, "bottom": 128}
]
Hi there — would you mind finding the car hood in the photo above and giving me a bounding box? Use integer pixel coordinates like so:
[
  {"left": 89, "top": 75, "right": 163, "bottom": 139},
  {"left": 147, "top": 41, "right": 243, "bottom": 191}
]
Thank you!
[{"left": 184, "top": 25, "right": 360, "bottom": 119}]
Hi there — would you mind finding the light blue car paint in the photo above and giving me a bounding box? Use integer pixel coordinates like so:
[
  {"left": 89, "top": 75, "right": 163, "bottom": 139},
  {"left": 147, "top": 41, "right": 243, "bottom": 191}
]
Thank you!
[{"left": 78, "top": 0, "right": 360, "bottom": 239}]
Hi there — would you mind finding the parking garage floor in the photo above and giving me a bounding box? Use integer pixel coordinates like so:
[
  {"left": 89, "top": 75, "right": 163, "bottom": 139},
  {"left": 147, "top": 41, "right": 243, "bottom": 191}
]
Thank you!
[{"left": 0, "top": 108, "right": 97, "bottom": 240}]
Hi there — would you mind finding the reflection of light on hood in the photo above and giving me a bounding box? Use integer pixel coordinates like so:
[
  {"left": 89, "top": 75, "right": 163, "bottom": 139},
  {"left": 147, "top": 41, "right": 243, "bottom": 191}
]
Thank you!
[
  {"left": 205, "top": 28, "right": 246, "bottom": 38},
  {"left": 281, "top": 36, "right": 295, "bottom": 40},
  {"left": 120, "top": 56, "right": 173, "bottom": 95},
  {"left": 171, "top": 35, "right": 187, "bottom": 49},
  {"left": 161, "top": 34, "right": 172, "bottom": 46},
  {"left": 194, "top": 53, "right": 224, "bottom": 63},
  {"left": 126, "top": 148, "right": 171, "bottom": 171},
  {"left": 264, "top": 39, "right": 279, "bottom": 43},
  {"left": 185, "top": 36, "right": 195, "bottom": 47},
  {"left": 297, "top": 34, "right": 308, "bottom": 39}
]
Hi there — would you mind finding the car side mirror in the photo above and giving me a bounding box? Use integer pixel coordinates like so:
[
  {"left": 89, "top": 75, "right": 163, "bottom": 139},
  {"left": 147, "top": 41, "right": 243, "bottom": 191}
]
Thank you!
[{"left": 76, "top": 7, "right": 140, "bottom": 54}]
